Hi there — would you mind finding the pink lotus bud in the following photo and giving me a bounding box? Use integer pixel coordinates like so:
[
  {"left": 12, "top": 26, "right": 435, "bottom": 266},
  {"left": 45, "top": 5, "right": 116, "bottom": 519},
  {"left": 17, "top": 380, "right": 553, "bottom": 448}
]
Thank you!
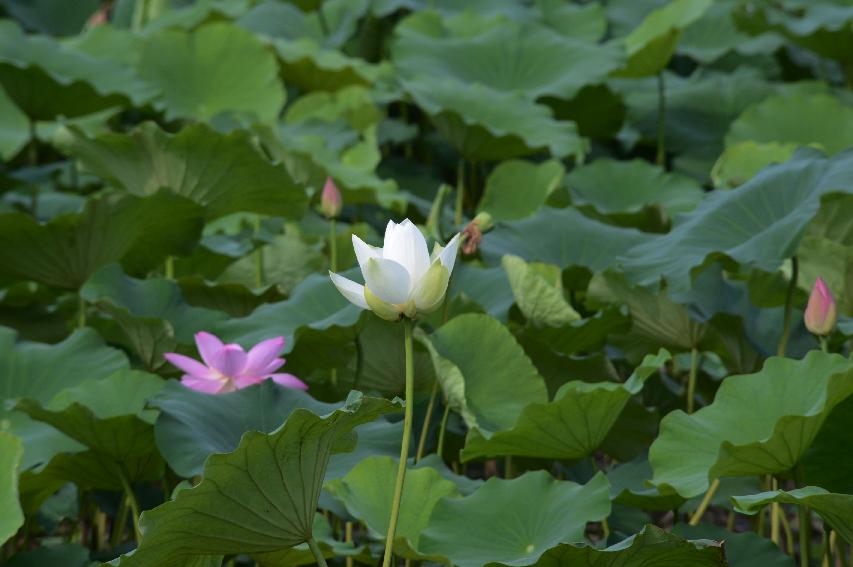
[
  {"left": 804, "top": 277, "right": 837, "bottom": 336},
  {"left": 320, "top": 177, "right": 342, "bottom": 219}
]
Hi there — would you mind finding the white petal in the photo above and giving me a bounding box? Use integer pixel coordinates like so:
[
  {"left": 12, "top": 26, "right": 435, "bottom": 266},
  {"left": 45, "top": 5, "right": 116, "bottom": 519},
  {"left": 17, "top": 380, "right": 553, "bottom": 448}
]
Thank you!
[
  {"left": 364, "top": 257, "right": 412, "bottom": 304},
  {"left": 437, "top": 233, "right": 461, "bottom": 274},
  {"left": 383, "top": 220, "right": 398, "bottom": 245},
  {"left": 329, "top": 272, "right": 369, "bottom": 309},
  {"left": 352, "top": 234, "right": 382, "bottom": 276},
  {"left": 382, "top": 219, "right": 430, "bottom": 283}
]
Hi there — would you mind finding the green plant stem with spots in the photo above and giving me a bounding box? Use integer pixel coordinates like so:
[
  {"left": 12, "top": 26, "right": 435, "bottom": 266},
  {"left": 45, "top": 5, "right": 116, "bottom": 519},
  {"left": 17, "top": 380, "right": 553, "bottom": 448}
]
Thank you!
[
  {"left": 381, "top": 318, "right": 415, "bottom": 567},
  {"left": 307, "top": 537, "right": 328, "bottom": 567},
  {"left": 117, "top": 469, "right": 142, "bottom": 542},
  {"left": 686, "top": 347, "right": 699, "bottom": 413},
  {"left": 415, "top": 381, "right": 439, "bottom": 463}
]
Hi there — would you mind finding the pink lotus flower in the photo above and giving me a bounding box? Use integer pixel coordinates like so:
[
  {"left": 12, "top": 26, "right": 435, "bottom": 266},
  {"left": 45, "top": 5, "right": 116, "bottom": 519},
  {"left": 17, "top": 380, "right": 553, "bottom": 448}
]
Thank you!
[
  {"left": 804, "top": 277, "right": 837, "bottom": 336},
  {"left": 164, "top": 332, "right": 307, "bottom": 394},
  {"left": 320, "top": 176, "right": 342, "bottom": 219}
]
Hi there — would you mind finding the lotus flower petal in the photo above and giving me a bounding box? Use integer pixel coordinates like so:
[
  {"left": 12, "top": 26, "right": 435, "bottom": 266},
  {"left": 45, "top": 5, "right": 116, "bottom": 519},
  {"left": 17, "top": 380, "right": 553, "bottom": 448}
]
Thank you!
[
  {"left": 330, "top": 272, "right": 369, "bottom": 309},
  {"left": 364, "top": 257, "right": 412, "bottom": 304},
  {"left": 352, "top": 234, "right": 382, "bottom": 275},
  {"left": 243, "top": 336, "right": 285, "bottom": 376},
  {"left": 211, "top": 344, "right": 248, "bottom": 377},
  {"left": 383, "top": 219, "right": 431, "bottom": 282},
  {"left": 194, "top": 331, "right": 224, "bottom": 367},
  {"left": 164, "top": 353, "right": 217, "bottom": 380},
  {"left": 270, "top": 373, "right": 309, "bottom": 390},
  {"left": 181, "top": 375, "right": 227, "bottom": 394}
]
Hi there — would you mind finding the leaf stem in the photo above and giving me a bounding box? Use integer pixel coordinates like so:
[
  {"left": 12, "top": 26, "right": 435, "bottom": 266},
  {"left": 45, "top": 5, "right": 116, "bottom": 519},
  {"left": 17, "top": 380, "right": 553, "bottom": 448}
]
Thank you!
[
  {"left": 345, "top": 522, "right": 354, "bottom": 567},
  {"left": 254, "top": 216, "right": 264, "bottom": 288},
  {"left": 777, "top": 256, "right": 799, "bottom": 357},
  {"left": 307, "top": 537, "right": 329, "bottom": 567},
  {"left": 329, "top": 218, "right": 337, "bottom": 272},
  {"left": 436, "top": 401, "right": 451, "bottom": 458},
  {"left": 688, "top": 478, "right": 719, "bottom": 525},
  {"left": 686, "top": 347, "right": 699, "bottom": 413},
  {"left": 656, "top": 72, "right": 666, "bottom": 167},
  {"left": 820, "top": 336, "right": 828, "bottom": 353},
  {"left": 164, "top": 256, "right": 174, "bottom": 279},
  {"left": 771, "top": 476, "right": 781, "bottom": 546},
  {"left": 415, "top": 381, "right": 439, "bottom": 463},
  {"left": 110, "top": 496, "right": 128, "bottom": 548},
  {"left": 117, "top": 469, "right": 142, "bottom": 543},
  {"left": 455, "top": 159, "right": 465, "bottom": 226},
  {"left": 381, "top": 319, "right": 415, "bottom": 567},
  {"left": 797, "top": 464, "right": 811, "bottom": 567},
  {"left": 77, "top": 294, "right": 87, "bottom": 328}
]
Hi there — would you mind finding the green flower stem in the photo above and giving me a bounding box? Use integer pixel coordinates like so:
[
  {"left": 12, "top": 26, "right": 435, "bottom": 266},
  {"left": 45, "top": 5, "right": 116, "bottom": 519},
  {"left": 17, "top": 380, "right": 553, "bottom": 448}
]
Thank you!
[
  {"left": 345, "top": 522, "right": 354, "bottom": 567},
  {"left": 110, "top": 496, "right": 128, "bottom": 548},
  {"left": 688, "top": 478, "right": 720, "bottom": 525},
  {"left": 381, "top": 318, "right": 415, "bottom": 567},
  {"left": 455, "top": 159, "right": 465, "bottom": 226},
  {"left": 117, "top": 469, "right": 142, "bottom": 542},
  {"left": 782, "top": 510, "right": 795, "bottom": 555},
  {"left": 436, "top": 401, "right": 451, "bottom": 458},
  {"left": 820, "top": 336, "right": 828, "bottom": 353},
  {"left": 656, "top": 72, "right": 666, "bottom": 167},
  {"left": 164, "top": 256, "right": 174, "bottom": 279},
  {"left": 777, "top": 256, "right": 799, "bottom": 357},
  {"left": 307, "top": 537, "right": 329, "bottom": 567},
  {"left": 771, "top": 476, "right": 781, "bottom": 546},
  {"left": 415, "top": 381, "right": 439, "bottom": 463},
  {"left": 686, "top": 347, "right": 699, "bottom": 414},
  {"left": 329, "top": 218, "right": 338, "bottom": 272},
  {"left": 800, "top": 504, "right": 812, "bottom": 567},
  {"left": 254, "top": 216, "right": 264, "bottom": 288}
]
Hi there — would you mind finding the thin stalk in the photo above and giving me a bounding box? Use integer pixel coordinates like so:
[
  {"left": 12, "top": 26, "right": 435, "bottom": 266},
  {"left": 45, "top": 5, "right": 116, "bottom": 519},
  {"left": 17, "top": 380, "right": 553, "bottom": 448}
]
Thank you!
[
  {"left": 117, "top": 469, "right": 142, "bottom": 542},
  {"left": 800, "top": 503, "right": 811, "bottom": 567},
  {"left": 436, "top": 402, "right": 451, "bottom": 458},
  {"left": 772, "top": 476, "right": 781, "bottom": 546},
  {"left": 602, "top": 518, "right": 611, "bottom": 542},
  {"left": 686, "top": 347, "right": 699, "bottom": 414},
  {"left": 381, "top": 319, "right": 415, "bottom": 567},
  {"left": 689, "top": 478, "right": 720, "bottom": 525},
  {"left": 164, "top": 256, "right": 174, "bottom": 279},
  {"left": 307, "top": 537, "right": 329, "bottom": 567},
  {"left": 454, "top": 159, "right": 464, "bottom": 226},
  {"left": 110, "top": 497, "right": 128, "bottom": 548},
  {"left": 415, "top": 381, "right": 439, "bottom": 463},
  {"left": 254, "top": 216, "right": 265, "bottom": 288},
  {"left": 95, "top": 509, "right": 108, "bottom": 550},
  {"left": 504, "top": 455, "right": 513, "bottom": 479},
  {"left": 77, "top": 295, "right": 87, "bottom": 328},
  {"left": 820, "top": 336, "right": 829, "bottom": 354},
  {"left": 656, "top": 72, "right": 666, "bottom": 166},
  {"left": 329, "top": 219, "right": 338, "bottom": 272},
  {"left": 727, "top": 510, "right": 737, "bottom": 532},
  {"left": 345, "top": 522, "right": 354, "bottom": 567},
  {"left": 777, "top": 256, "right": 799, "bottom": 357},
  {"left": 782, "top": 507, "right": 795, "bottom": 555},
  {"left": 821, "top": 530, "right": 832, "bottom": 567}
]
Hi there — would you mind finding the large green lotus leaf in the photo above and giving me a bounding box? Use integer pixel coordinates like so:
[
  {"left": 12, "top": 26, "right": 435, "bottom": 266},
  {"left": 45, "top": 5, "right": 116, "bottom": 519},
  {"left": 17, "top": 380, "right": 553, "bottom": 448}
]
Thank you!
[
  {"left": 0, "top": 432, "right": 24, "bottom": 546},
  {"left": 326, "top": 456, "right": 458, "bottom": 559},
  {"left": 236, "top": 0, "right": 364, "bottom": 48},
  {"left": 402, "top": 77, "right": 587, "bottom": 161},
  {"left": 270, "top": 38, "right": 391, "bottom": 92},
  {"left": 621, "top": 149, "right": 853, "bottom": 294},
  {"left": 461, "top": 350, "right": 669, "bottom": 461},
  {"left": 0, "top": 327, "right": 127, "bottom": 489},
  {"left": 2, "top": 0, "right": 101, "bottom": 36},
  {"left": 0, "top": 20, "right": 151, "bottom": 121},
  {"left": 613, "top": 0, "right": 712, "bottom": 78},
  {"left": 62, "top": 122, "right": 307, "bottom": 220},
  {"left": 0, "top": 85, "right": 29, "bottom": 159},
  {"left": 176, "top": 276, "right": 280, "bottom": 318},
  {"left": 535, "top": 1, "right": 608, "bottom": 42},
  {"left": 138, "top": 22, "right": 285, "bottom": 123},
  {"left": 480, "top": 207, "right": 654, "bottom": 273},
  {"left": 738, "top": 0, "right": 853, "bottom": 64},
  {"left": 260, "top": 120, "right": 401, "bottom": 210},
  {"left": 355, "top": 316, "right": 436, "bottom": 395},
  {"left": 140, "top": 0, "right": 252, "bottom": 32},
  {"left": 284, "top": 85, "right": 382, "bottom": 131},
  {"left": 214, "top": 271, "right": 362, "bottom": 351},
  {"left": 711, "top": 141, "right": 798, "bottom": 189},
  {"left": 532, "top": 524, "right": 726, "bottom": 567},
  {"left": 610, "top": 68, "right": 774, "bottom": 181},
  {"left": 519, "top": 304, "right": 631, "bottom": 359},
  {"left": 726, "top": 93, "right": 853, "bottom": 156},
  {"left": 477, "top": 159, "right": 564, "bottom": 222},
  {"left": 802, "top": 392, "right": 853, "bottom": 494},
  {"left": 393, "top": 14, "right": 623, "bottom": 100},
  {"left": 674, "top": 525, "right": 793, "bottom": 567},
  {"left": 587, "top": 271, "right": 708, "bottom": 361},
  {"left": 81, "top": 264, "right": 227, "bottom": 369},
  {"left": 372, "top": 0, "right": 532, "bottom": 19},
  {"left": 115, "top": 393, "right": 400, "bottom": 567},
  {"left": 418, "top": 313, "right": 548, "bottom": 435},
  {"left": 650, "top": 352, "right": 853, "bottom": 498},
  {"left": 0, "top": 190, "right": 204, "bottom": 289},
  {"left": 16, "top": 370, "right": 165, "bottom": 491},
  {"left": 449, "top": 264, "right": 515, "bottom": 322},
  {"left": 501, "top": 255, "right": 580, "bottom": 327},
  {"left": 3, "top": 543, "right": 90, "bottom": 567},
  {"left": 608, "top": 457, "right": 686, "bottom": 512},
  {"left": 733, "top": 487, "right": 853, "bottom": 544},
  {"left": 677, "top": 0, "right": 785, "bottom": 63},
  {"left": 150, "top": 379, "right": 336, "bottom": 478},
  {"left": 567, "top": 158, "right": 703, "bottom": 226},
  {"left": 420, "top": 471, "right": 611, "bottom": 567}
]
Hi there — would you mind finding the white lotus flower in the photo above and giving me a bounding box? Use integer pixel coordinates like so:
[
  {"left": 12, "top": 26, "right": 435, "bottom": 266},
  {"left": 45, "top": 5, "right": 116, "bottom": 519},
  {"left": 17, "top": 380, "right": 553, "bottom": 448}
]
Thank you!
[{"left": 330, "top": 219, "right": 461, "bottom": 320}]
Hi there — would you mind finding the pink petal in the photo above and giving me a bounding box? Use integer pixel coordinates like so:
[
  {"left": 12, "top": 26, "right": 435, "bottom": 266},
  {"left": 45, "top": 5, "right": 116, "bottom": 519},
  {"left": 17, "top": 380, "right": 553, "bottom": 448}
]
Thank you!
[
  {"left": 164, "top": 353, "right": 216, "bottom": 380},
  {"left": 243, "top": 336, "right": 286, "bottom": 376},
  {"left": 233, "top": 374, "right": 265, "bottom": 390},
  {"left": 181, "top": 375, "right": 226, "bottom": 394},
  {"left": 269, "top": 373, "right": 308, "bottom": 391},
  {"left": 211, "top": 344, "right": 248, "bottom": 377},
  {"left": 257, "top": 358, "right": 286, "bottom": 375},
  {"left": 195, "top": 332, "right": 224, "bottom": 367}
]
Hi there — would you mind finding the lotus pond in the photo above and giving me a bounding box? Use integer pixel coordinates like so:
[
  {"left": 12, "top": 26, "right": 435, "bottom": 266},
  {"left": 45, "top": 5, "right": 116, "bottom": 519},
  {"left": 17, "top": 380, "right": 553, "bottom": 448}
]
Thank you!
[{"left": 1, "top": 0, "right": 853, "bottom": 566}]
